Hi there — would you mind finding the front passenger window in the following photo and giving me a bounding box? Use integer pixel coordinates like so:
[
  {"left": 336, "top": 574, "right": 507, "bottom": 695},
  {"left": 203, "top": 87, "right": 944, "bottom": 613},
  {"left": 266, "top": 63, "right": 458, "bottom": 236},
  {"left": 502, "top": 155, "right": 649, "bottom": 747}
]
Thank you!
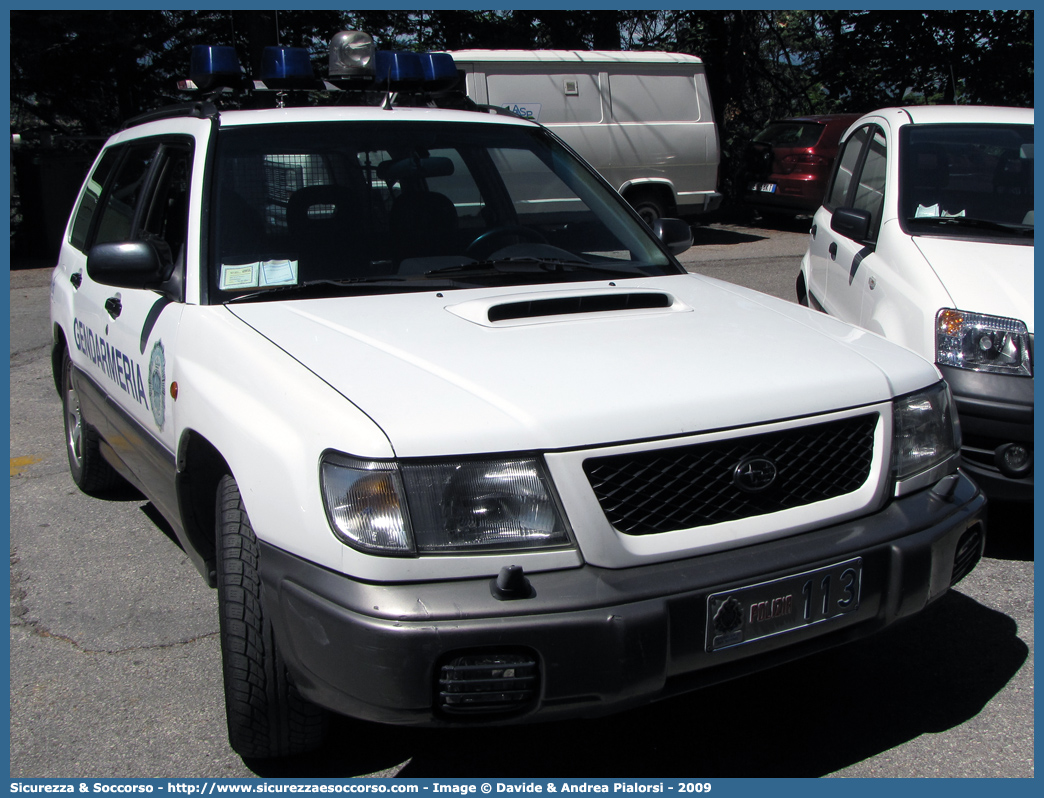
[
  {"left": 826, "top": 126, "right": 870, "bottom": 209},
  {"left": 69, "top": 148, "right": 121, "bottom": 253},
  {"left": 93, "top": 143, "right": 159, "bottom": 246},
  {"left": 851, "top": 129, "right": 887, "bottom": 239}
]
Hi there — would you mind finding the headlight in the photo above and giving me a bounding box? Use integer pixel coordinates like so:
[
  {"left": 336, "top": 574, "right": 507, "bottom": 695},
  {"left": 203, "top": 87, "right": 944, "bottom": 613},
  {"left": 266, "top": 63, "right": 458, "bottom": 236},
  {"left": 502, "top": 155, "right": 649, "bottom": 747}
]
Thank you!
[
  {"left": 936, "top": 309, "right": 1032, "bottom": 376},
  {"left": 893, "top": 381, "right": 961, "bottom": 486},
  {"left": 320, "top": 453, "right": 571, "bottom": 555}
]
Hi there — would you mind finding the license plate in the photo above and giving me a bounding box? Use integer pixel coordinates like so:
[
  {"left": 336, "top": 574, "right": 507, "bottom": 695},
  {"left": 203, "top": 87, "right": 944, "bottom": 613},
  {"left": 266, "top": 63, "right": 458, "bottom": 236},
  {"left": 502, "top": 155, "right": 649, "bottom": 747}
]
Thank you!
[
  {"left": 706, "top": 558, "right": 862, "bottom": 651},
  {"left": 748, "top": 182, "right": 777, "bottom": 194}
]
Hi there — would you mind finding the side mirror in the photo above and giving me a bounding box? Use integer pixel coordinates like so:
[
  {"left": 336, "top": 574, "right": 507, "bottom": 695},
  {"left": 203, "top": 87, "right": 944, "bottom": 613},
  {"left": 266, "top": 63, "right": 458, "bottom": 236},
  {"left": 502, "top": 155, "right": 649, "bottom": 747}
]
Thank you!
[
  {"left": 652, "top": 218, "right": 694, "bottom": 256},
  {"left": 87, "top": 240, "right": 173, "bottom": 289},
  {"left": 830, "top": 207, "right": 872, "bottom": 243}
]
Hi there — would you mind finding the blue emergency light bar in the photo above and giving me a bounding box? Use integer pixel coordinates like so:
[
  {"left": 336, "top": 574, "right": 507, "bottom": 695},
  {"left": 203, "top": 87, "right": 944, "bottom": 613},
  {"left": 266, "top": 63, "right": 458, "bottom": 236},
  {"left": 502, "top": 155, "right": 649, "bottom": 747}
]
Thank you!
[
  {"left": 189, "top": 45, "right": 245, "bottom": 91},
  {"left": 183, "top": 31, "right": 459, "bottom": 97},
  {"left": 260, "top": 45, "right": 320, "bottom": 89}
]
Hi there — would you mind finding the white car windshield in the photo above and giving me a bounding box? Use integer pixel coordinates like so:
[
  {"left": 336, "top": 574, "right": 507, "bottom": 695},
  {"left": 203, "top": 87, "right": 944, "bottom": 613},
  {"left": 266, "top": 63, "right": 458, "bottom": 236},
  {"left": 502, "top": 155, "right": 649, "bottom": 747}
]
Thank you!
[
  {"left": 900, "top": 123, "right": 1034, "bottom": 238},
  {"left": 207, "top": 120, "right": 679, "bottom": 302}
]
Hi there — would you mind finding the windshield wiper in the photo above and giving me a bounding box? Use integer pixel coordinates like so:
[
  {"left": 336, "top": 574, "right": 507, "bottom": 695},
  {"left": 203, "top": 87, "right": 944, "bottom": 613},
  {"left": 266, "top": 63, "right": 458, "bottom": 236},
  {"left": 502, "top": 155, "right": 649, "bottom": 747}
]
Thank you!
[
  {"left": 224, "top": 275, "right": 415, "bottom": 304},
  {"left": 424, "top": 257, "right": 647, "bottom": 279},
  {"left": 906, "top": 216, "right": 1033, "bottom": 237}
]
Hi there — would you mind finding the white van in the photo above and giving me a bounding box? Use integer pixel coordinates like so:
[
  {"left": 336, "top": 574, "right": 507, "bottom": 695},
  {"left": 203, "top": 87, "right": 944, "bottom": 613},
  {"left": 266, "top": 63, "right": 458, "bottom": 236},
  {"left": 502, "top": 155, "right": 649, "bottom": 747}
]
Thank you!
[{"left": 447, "top": 49, "right": 722, "bottom": 223}]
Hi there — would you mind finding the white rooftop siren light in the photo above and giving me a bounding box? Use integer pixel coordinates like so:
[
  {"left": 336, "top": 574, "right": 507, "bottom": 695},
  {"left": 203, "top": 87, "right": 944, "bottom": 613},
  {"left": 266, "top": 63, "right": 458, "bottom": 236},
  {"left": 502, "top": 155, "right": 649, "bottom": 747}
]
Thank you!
[{"left": 328, "top": 30, "right": 377, "bottom": 80}]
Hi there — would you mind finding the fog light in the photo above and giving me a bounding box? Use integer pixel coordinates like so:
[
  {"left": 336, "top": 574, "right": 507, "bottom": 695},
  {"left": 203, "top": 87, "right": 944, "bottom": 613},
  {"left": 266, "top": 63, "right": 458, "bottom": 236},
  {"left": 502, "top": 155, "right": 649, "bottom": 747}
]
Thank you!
[
  {"left": 995, "top": 443, "right": 1032, "bottom": 478},
  {"left": 437, "top": 651, "right": 539, "bottom": 715}
]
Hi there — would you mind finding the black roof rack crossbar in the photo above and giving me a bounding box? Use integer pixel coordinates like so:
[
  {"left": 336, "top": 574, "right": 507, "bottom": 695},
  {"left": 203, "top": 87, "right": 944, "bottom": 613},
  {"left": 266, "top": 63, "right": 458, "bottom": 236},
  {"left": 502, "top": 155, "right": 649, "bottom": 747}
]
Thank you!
[{"left": 121, "top": 100, "right": 220, "bottom": 130}]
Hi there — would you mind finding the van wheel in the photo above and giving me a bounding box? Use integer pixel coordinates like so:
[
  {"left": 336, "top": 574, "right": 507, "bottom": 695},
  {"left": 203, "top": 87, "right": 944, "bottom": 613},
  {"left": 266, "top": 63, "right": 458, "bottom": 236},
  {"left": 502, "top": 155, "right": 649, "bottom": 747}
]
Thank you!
[
  {"left": 216, "top": 474, "right": 328, "bottom": 759},
  {"left": 61, "top": 349, "right": 122, "bottom": 494},
  {"left": 629, "top": 190, "right": 668, "bottom": 226}
]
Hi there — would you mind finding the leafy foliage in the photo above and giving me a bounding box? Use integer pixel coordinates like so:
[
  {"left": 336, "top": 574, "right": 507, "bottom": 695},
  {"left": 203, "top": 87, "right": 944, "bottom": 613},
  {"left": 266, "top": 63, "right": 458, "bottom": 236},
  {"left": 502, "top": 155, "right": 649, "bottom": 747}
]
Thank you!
[{"left": 9, "top": 9, "right": 1033, "bottom": 249}]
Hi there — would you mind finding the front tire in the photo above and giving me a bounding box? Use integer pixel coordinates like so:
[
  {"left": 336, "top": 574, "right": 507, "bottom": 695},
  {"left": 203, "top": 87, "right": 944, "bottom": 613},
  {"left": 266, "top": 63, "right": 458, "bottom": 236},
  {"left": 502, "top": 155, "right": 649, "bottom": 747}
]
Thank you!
[
  {"left": 215, "top": 475, "right": 328, "bottom": 759},
  {"left": 61, "top": 348, "right": 122, "bottom": 494}
]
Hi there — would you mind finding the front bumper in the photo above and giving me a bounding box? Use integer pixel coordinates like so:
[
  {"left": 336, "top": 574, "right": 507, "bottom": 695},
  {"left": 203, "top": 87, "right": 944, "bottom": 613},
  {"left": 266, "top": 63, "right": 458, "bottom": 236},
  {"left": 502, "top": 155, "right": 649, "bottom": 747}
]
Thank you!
[
  {"left": 941, "top": 365, "right": 1033, "bottom": 502},
  {"left": 260, "top": 472, "right": 985, "bottom": 726}
]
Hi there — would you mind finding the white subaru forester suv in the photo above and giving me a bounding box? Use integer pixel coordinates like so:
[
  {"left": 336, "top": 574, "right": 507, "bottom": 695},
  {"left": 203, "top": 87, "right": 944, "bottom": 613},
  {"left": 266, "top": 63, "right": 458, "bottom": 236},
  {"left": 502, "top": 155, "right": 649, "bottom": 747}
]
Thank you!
[{"left": 51, "top": 34, "right": 986, "bottom": 759}]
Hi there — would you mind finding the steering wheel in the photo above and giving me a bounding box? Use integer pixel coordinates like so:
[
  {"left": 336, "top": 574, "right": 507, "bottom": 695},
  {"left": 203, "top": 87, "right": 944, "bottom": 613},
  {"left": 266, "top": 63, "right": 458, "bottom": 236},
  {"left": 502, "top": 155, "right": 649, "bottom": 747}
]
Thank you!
[{"left": 465, "top": 225, "right": 547, "bottom": 259}]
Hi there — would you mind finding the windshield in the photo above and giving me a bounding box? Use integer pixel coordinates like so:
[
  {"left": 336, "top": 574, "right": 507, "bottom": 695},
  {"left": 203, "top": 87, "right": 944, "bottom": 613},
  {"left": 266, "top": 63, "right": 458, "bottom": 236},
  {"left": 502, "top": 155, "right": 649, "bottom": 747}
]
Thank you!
[
  {"left": 900, "top": 123, "right": 1033, "bottom": 238},
  {"left": 207, "top": 120, "right": 679, "bottom": 302}
]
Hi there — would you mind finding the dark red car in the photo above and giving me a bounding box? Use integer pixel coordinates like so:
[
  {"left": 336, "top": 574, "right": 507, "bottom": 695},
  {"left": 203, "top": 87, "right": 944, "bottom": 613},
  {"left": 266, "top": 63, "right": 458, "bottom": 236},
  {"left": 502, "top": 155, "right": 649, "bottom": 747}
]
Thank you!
[{"left": 742, "top": 113, "right": 861, "bottom": 216}]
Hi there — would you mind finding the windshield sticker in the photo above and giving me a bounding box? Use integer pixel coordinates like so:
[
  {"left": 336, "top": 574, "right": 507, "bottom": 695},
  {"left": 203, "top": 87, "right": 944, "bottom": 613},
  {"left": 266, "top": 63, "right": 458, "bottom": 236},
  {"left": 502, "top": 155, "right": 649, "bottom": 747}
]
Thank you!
[
  {"left": 261, "top": 259, "right": 298, "bottom": 285},
  {"left": 220, "top": 259, "right": 299, "bottom": 291},
  {"left": 148, "top": 341, "right": 166, "bottom": 430},
  {"left": 915, "top": 203, "right": 965, "bottom": 218},
  {"left": 72, "top": 317, "right": 149, "bottom": 410}
]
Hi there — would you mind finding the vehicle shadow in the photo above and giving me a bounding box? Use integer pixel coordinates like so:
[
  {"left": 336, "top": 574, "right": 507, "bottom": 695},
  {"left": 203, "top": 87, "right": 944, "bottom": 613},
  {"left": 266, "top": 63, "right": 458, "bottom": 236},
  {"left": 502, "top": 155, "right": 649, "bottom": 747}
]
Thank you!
[
  {"left": 984, "top": 500, "right": 1034, "bottom": 562},
  {"left": 248, "top": 588, "right": 1027, "bottom": 778},
  {"left": 689, "top": 225, "right": 767, "bottom": 247}
]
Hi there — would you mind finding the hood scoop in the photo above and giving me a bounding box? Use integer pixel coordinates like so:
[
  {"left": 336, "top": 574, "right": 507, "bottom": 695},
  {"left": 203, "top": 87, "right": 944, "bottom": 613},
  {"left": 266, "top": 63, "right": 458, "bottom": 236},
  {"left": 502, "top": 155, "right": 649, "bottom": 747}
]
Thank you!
[{"left": 447, "top": 288, "right": 688, "bottom": 327}]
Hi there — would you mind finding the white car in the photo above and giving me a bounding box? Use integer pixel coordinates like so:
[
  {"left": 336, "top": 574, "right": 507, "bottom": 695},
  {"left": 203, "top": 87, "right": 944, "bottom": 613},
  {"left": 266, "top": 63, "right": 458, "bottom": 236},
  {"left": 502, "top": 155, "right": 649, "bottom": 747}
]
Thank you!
[
  {"left": 51, "top": 34, "right": 985, "bottom": 760},
  {"left": 798, "top": 105, "right": 1033, "bottom": 501}
]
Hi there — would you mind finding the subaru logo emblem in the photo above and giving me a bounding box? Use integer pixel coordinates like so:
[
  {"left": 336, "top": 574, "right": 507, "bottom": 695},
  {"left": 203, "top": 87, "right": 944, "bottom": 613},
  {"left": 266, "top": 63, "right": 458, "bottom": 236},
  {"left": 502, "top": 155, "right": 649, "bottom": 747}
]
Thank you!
[{"left": 733, "top": 457, "right": 778, "bottom": 493}]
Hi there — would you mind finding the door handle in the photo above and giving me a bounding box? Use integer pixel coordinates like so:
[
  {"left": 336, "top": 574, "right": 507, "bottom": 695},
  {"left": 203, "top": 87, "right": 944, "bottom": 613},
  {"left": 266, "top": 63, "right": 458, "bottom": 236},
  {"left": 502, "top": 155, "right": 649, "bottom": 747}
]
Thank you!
[
  {"left": 104, "top": 296, "right": 122, "bottom": 319},
  {"left": 828, "top": 242, "right": 838, "bottom": 260},
  {"left": 70, "top": 271, "right": 82, "bottom": 289},
  {"left": 810, "top": 224, "right": 817, "bottom": 238}
]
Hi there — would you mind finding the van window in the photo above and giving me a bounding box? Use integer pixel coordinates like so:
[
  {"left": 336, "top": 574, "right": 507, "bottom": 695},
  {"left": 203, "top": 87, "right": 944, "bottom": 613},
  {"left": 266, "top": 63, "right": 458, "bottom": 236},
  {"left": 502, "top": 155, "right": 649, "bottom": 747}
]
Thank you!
[
  {"left": 486, "top": 72, "right": 602, "bottom": 123},
  {"left": 609, "top": 73, "right": 701, "bottom": 123}
]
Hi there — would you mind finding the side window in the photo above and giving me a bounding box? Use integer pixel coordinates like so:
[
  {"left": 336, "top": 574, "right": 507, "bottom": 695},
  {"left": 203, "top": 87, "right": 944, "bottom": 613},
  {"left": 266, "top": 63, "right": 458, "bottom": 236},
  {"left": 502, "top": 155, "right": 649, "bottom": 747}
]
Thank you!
[
  {"left": 93, "top": 142, "right": 160, "bottom": 246},
  {"left": 68, "top": 147, "right": 122, "bottom": 253},
  {"left": 142, "top": 144, "right": 193, "bottom": 266},
  {"left": 609, "top": 72, "right": 702, "bottom": 123},
  {"left": 850, "top": 128, "right": 887, "bottom": 239},
  {"left": 826, "top": 126, "right": 870, "bottom": 209}
]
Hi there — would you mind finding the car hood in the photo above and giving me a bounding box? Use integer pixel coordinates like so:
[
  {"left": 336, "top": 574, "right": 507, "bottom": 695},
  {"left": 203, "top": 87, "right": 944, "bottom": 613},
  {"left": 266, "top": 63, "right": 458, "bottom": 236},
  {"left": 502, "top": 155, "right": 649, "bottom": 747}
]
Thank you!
[
  {"left": 226, "top": 274, "right": 938, "bottom": 457},
  {"left": 913, "top": 237, "right": 1035, "bottom": 332}
]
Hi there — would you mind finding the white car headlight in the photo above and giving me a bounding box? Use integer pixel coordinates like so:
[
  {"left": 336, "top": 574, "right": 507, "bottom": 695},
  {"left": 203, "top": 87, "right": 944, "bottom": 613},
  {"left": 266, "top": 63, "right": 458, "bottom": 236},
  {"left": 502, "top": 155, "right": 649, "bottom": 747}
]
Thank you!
[
  {"left": 936, "top": 309, "right": 1032, "bottom": 376},
  {"left": 320, "top": 453, "right": 571, "bottom": 555},
  {"left": 893, "top": 381, "right": 961, "bottom": 488}
]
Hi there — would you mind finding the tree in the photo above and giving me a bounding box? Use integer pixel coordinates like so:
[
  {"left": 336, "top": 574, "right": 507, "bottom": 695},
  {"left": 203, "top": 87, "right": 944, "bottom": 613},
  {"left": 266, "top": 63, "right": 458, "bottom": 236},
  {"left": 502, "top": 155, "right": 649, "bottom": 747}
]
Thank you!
[{"left": 9, "top": 9, "right": 1034, "bottom": 256}]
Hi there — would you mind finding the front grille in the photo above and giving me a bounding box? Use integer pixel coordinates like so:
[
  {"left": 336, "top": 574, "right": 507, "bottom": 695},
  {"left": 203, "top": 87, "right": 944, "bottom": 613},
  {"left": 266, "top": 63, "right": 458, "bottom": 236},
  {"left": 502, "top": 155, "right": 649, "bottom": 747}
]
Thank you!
[
  {"left": 584, "top": 414, "right": 878, "bottom": 535},
  {"left": 437, "top": 651, "right": 539, "bottom": 716}
]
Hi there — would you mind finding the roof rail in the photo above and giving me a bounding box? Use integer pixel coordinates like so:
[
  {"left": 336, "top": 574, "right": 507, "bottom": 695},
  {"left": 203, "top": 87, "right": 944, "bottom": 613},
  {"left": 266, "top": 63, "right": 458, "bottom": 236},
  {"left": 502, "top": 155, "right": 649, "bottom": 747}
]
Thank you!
[{"left": 121, "top": 100, "right": 220, "bottom": 130}]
